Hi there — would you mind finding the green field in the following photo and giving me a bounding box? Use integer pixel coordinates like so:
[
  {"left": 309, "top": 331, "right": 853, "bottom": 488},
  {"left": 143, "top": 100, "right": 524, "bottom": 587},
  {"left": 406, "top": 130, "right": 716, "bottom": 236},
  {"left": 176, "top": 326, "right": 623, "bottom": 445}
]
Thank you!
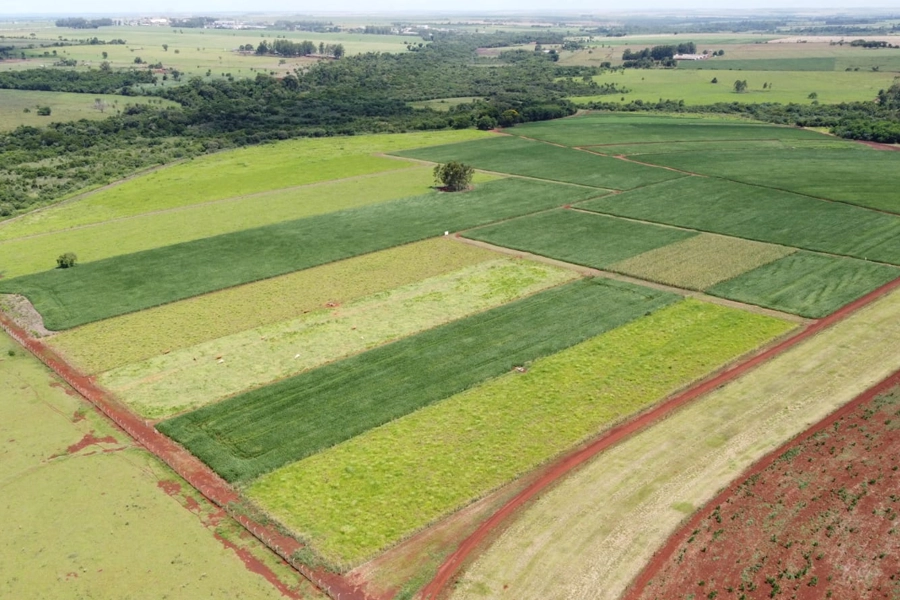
[
  {"left": 707, "top": 251, "right": 900, "bottom": 318},
  {"left": 0, "top": 332, "right": 322, "bottom": 600},
  {"left": 0, "top": 167, "right": 479, "bottom": 279},
  {"left": 247, "top": 300, "right": 793, "bottom": 565},
  {"left": 504, "top": 113, "right": 826, "bottom": 147},
  {"left": 47, "top": 239, "right": 497, "bottom": 373},
  {"left": 0, "top": 89, "right": 177, "bottom": 131},
  {"left": 0, "top": 129, "right": 490, "bottom": 241},
  {"left": 394, "top": 135, "right": 682, "bottom": 190},
  {"left": 585, "top": 138, "right": 857, "bottom": 157},
  {"left": 609, "top": 234, "right": 796, "bottom": 291},
  {"left": 158, "top": 278, "right": 679, "bottom": 483},
  {"left": 677, "top": 55, "right": 900, "bottom": 72},
  {"left": 100, "top": 259, "right": 576, "bottom": 418},
  {"left": 632, "top": 145, "right": 900, "bottom": 213},
  {"left": 0, "top": 178, "right": 601, "bottom": 330},
  {"left": 408, "top": 97, "right": 481, "bottom": 111},
  {"left": 465, "top": 209, "right": 697, "bottom": 268},
  {"left": 578, "top": 177, "right": 900, "bottom": 265}
]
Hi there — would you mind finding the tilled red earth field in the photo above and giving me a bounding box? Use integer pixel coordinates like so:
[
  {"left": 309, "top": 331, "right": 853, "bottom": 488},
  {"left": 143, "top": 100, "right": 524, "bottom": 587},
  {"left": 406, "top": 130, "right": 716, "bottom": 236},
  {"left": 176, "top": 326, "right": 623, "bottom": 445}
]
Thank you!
[{"left": 630, "top": 379, "right": 900, "bottom": 600}]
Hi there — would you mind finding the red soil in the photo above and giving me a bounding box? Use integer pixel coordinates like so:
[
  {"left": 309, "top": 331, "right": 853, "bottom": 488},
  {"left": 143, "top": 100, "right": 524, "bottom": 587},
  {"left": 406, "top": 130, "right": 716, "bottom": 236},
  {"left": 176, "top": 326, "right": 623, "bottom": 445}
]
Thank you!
[
  {"left": 625, "top": 372, "right": 900, "bottom": 600},
  {"left": 859, "top": 141, "right": 900, "bottom": 152},
  {"left": 419, "top": 275, "right": 900, "bottom": 599},
  {"left": 66, "top": 431, "right": 119, "bottom": 454}
]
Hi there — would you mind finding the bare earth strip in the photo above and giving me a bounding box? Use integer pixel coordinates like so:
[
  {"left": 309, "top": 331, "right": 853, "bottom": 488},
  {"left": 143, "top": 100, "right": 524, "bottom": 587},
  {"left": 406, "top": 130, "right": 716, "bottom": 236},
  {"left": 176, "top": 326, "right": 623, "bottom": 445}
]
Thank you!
[{"left": 449, "top": 286, "right": 900, "bottom": 600}]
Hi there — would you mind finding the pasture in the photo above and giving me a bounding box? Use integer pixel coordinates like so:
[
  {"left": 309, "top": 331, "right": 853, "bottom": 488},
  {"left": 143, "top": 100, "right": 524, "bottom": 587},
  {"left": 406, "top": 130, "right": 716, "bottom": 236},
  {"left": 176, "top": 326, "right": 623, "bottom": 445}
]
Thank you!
[
  {"left": 47, "top": 239, "right": 497, "bottom": 373},
  {"left": 0, "top": 177, "right": 600, "bottom": 330},
  {"left": 158, "top": 278, "right": 679, "bottom": 483},
  {"left": 100, "top": 259, "right": 575, "bottom": 418},
  {"left": 248, "top": 300, "right": 792, "bottom": 565},
  {"left": 450, "top": 286, "right": 900, "bottom": 600},
  {"left": 0, "top": 89, "right": 176, "bottom": 131}
]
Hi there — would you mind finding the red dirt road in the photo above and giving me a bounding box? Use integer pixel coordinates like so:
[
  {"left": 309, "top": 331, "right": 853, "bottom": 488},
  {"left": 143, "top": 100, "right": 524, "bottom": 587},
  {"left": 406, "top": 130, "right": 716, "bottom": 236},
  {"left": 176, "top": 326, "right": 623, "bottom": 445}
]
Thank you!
[
  {"left": 0, "top": 311, "right": 370, "bottom": 600},
  {"left": 419, "top": 275, "right": 900, "bottom": 599}
]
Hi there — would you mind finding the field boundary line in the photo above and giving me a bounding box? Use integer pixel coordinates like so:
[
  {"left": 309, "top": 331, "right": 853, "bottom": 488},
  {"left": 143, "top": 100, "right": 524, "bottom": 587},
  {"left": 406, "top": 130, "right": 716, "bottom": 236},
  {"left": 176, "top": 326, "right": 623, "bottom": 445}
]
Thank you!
[
  {"left": 418, "top": 273, "right": 900, "bottom": 600},
  {"left": 0, "top": 311, "right": 373, "bottom": 600},
  {"left": 620, "top": 365, "right": 900, "bottom": 600}
]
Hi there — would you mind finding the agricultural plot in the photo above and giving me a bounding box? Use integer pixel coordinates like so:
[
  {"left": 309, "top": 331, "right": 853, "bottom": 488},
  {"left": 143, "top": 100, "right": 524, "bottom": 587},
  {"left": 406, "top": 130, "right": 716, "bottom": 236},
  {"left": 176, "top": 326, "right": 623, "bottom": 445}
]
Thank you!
[
  {"left": 632, "top": 145, "right": 900, "bottom": 213},
  {"left": 0, "top": 167, "right": 468, "bottom": 279},
  {"left": 47, "top": 239, "right": 497, "bottom": 374},
  {"left": 465, "top": 209, "right": 697, "bottom": 269},
  {"left": 578, "top": 177, "right": 900, "bottom": 265},
  {"left": 609, "top": 234, "right": 796, "bottom": 291},
  {"left": 100, "top": 259, "right": 576, "bottom": 419},
  {"left": 158, "top": 278, "right": 679, "bottom": 483},
  {"left": 394, "top": 135, "right": 682, "bottom": 190},
  {"left": 0, "top": 129, "right": 491, "bottom": 241},
  {"left": 504, "top": 113, "right": 826, "bottom": 147},
  {"left": 0, "top": 332, "right": 322, "bottom": 600},
  {"left": 0, "top": 178, "right": 601, "bottom": 330},
  {"left": 450, "top": 286, "right": 900, "bottom": 600},
  {"left": 707, "top": 251, "right": 900, "bottom": 318},
  {"left": 632, "top": 384, "right": 900, "bottom": 600},
  {"left": 587, "top": 138, "right": 856, "bottom": 158},
  {"left": 248, "top": 300, "right": 793, "bottom": 566},
  {"left": 0, "top": 89, "right": 177, "bottom": 131}
]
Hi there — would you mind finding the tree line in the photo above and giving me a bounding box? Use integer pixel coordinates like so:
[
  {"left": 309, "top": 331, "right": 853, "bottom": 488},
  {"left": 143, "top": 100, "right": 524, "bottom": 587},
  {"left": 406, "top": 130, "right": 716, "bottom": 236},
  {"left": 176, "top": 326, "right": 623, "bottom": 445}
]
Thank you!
[{"left": 55, "top": 18, "right": 113, "bottom": 29}]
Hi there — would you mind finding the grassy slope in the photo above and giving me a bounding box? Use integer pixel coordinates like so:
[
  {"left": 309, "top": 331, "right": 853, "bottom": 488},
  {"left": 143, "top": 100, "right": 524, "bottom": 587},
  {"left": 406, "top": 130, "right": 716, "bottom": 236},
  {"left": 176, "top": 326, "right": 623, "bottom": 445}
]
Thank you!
[
  {"left": 0, "top": 129, "right": 491, "bottom": 240},
  {"left": 609, "top": 233, "right": 796, "bottom": 290},
  {"left": 578, "top": 177, "right": 900, "bottom": 265},
  {"left": 450, "top": 287, "right": 900, "bottom": 600},
  {"left": 0, "top": 178, "right": 602, "bottom": 330},
  {"left": 0, "top": 89, "right": 177, "bottom": 131},
  {"left": 48, "top": 239, "right": 497, "bottom": 374},
  {"left": 465, "top": 209, "right": 697, "bottom": 268},
  {"left": 0, "top": 333, "right": 322, "bottom": 600},
  {"left": 707, "top": 251, "right": 899, "bottom": 318},
  {"left": 248, "top": 300, "right": 793, "bottom": 565},
  {"left": 394, "top": 135, "right": 681, "bottom": 190},
  {"left": 158, "top": 278, "right": 679, "bottom": 483},
  {"left": 102, "top": 259, "right": 577, "bottom": 419}
]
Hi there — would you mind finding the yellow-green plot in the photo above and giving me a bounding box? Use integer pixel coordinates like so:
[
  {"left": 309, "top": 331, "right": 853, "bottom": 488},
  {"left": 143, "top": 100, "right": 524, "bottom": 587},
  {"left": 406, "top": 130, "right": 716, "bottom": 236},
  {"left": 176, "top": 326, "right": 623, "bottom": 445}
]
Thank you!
[
  {"left": 0, "top": 89, "right": 177, "bottom": 131},
  {"left": 569, "top": 69, "right": 898, "bottom": 106},
  {"left": 101, "top": 259, "right": 576, "bottom": 419},
  {"left": 0, "top": 129, "right": 492, "bottom": 241},
  {"left": 247, "top": 300, "right": 793, "bottom": 566},
  {"left": 0, "top": 167, "right": 499, "bottom": 278},
  {"left": 48, "top": 239, "right": 499, "bottom": 373},
  {"left": 609, "top": 233, "right": 796, "bottom": 290},
  {"left": 0, "top": 332, "right": 323, "bottom": 600},
  {"left": 451, "top": 286, "right": 900, "bottom": 600}
]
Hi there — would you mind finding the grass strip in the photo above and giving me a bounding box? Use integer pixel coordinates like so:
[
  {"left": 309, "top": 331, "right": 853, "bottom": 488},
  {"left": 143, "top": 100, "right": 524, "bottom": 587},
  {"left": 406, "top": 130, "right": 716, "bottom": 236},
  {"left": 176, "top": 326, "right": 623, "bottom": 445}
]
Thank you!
[
  {"left": 0, "top": 178, "right": 601, "bottom": 330},
  {"left": 394, "top": 135, "right": 681, "bottom": 190},
  {"left": 578, "top": 177, "right": 900, "bottom": 265},
  {"left": 157, "top": 278, "right": 679, "bottom": 483},
  {"left": 247, "top": 300, "right": 793, "bottom": 566},
  {"left": 707, "top": 251, "right": 899, "bottom": 318},
  {"left": 465, "top": 209, "right": 696, "bottom": 269},
  {"left": 47, "top": 239, "right": 497, "bottom": 374},
  {"left": 102, "top": 259, "right": 576, "bottom": 419}
]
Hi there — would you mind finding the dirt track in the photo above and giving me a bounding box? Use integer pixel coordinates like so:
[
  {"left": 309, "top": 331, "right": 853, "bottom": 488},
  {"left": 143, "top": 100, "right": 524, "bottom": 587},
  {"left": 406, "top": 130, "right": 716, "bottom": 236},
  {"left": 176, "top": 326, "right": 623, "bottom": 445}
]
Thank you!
[{"left": 419, "top": 274, "right": 900, "bottom": 600}]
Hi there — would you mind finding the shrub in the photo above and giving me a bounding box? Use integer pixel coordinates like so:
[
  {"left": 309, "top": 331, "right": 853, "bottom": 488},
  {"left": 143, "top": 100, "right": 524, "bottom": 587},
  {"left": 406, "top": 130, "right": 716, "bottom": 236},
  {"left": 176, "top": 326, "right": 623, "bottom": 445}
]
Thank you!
[
  {"left": 56, "top": 252, "right": 77, "bottom": 269},
  {"left": 36, "top": 106, "right": 51, "bottom": 116},
  {"left": 433, "top": 161, "right": 474, "bottom": 192}
]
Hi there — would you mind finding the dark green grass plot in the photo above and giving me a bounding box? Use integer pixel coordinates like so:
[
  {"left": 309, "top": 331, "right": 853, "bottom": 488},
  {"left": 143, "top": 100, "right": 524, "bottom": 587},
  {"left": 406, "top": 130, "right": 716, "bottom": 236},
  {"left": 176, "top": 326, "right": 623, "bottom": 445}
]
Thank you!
[
  {"left": 0, "top": 178, "right": 601, "bottom": 330},
  {"left": 394, "top": 135, "right": 681, "bottom": 190},
  {"left": 157, "top": 278, "right": 679, "bottom": 483},
  {"left": 707, "top": 252, "right": 899, "bottom": 318},
  {"left": 578, "top": 177, "right": 900, "bottom": 265},
  {"left": 678, "top": 58, "right": 838, "bottom": 71},
  {"left": 465, "top": 209, "right": 697, "bottom": 269}
]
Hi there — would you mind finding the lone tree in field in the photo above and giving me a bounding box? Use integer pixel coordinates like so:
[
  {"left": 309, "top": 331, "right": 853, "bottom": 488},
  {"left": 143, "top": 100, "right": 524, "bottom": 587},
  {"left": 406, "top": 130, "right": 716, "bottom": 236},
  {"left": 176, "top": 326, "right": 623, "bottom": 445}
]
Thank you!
[
  {"left": 733, "top": 79, "right": 748, "bottom": 93},
  {"left": 56, "top": 252, "right": 77, "bottom": 269},
  {"left": 434, "top": 162, "right": 474, "bottom": 192}
]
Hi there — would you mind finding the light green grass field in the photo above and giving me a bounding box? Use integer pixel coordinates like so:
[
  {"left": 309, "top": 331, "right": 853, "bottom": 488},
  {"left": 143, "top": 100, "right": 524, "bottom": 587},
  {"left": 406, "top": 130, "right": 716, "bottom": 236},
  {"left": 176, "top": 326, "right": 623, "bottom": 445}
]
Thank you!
[
  {"left": 48, "top": 238, "right": 497, "bottom": 373},
  {"left": 466, "top": 209, "right": 697, "bottom": 269},
  {"left": 409, "top": 97, "right": 481, "bottom": 111},
  {"left": 0, "top": 332, "right": 323, "bottom": 600},
  {"left": 609, "top": 234, "right": 796, "bottom": 290},
  {"left": 158, "top": 278, "right": 679, "bottom": 483},
  {"left": 248, "top": 300, "right": 793, "bottom": 566},
  {"left": 394, "top": 135, "right": 681, "bottom": 190},
  {"left": 0, "top": 129, "right": 491, "bottom": 241},
  {"left": 707, "top": 251, "right": 900, "bottom": 318},
  {"left": 0, "top": 89, "right": 177, "bottom": 131},
  {"left": 101, "top": 259, "right": 576, "bottom": 419},
  {"left": 587, "top": 138, "right": 858, "bottom": 156}
]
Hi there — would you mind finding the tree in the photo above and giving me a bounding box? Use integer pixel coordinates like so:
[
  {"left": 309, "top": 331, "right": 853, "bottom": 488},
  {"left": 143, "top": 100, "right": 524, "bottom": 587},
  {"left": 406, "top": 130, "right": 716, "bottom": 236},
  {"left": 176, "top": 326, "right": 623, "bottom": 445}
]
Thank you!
[
  {"left": 36, "top": 106, "right": 51, "bottom": 116},
  {"left": 93, "top": 98, "right": 108, "bottom": 113},
  {"left": 433, "top": 162, "right": 474, "bottom": 192},
  {"left": 332, "top": 44, "right": 345, "bottom": 59},
  {"left": 808, "top": 92, "right": 818, "bottom": 99},
  {"left": 711, "top": 77, "right": 718, "bottom": 83},
  {"left": 101, "top": 51, "right": 108, "bottom": 59},
  {"left": 733, "top": 79, "right": 748, "bottom": 93},
  {"left": 162, "top": 44, "right": 168, "bottom": 51},
  {"left": 476, "top": 114, "right": 497, "bottom": 130},
  {"left": 56, "top": 252, "right": 77, "bottom": 268}
]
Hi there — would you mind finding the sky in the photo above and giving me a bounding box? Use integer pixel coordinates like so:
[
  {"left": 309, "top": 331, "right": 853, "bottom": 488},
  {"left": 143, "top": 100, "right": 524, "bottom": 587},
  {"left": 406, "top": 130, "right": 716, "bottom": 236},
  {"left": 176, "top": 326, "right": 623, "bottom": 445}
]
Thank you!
[{"left": 3, "top": 1, "right": 900, "bottom": 16}]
